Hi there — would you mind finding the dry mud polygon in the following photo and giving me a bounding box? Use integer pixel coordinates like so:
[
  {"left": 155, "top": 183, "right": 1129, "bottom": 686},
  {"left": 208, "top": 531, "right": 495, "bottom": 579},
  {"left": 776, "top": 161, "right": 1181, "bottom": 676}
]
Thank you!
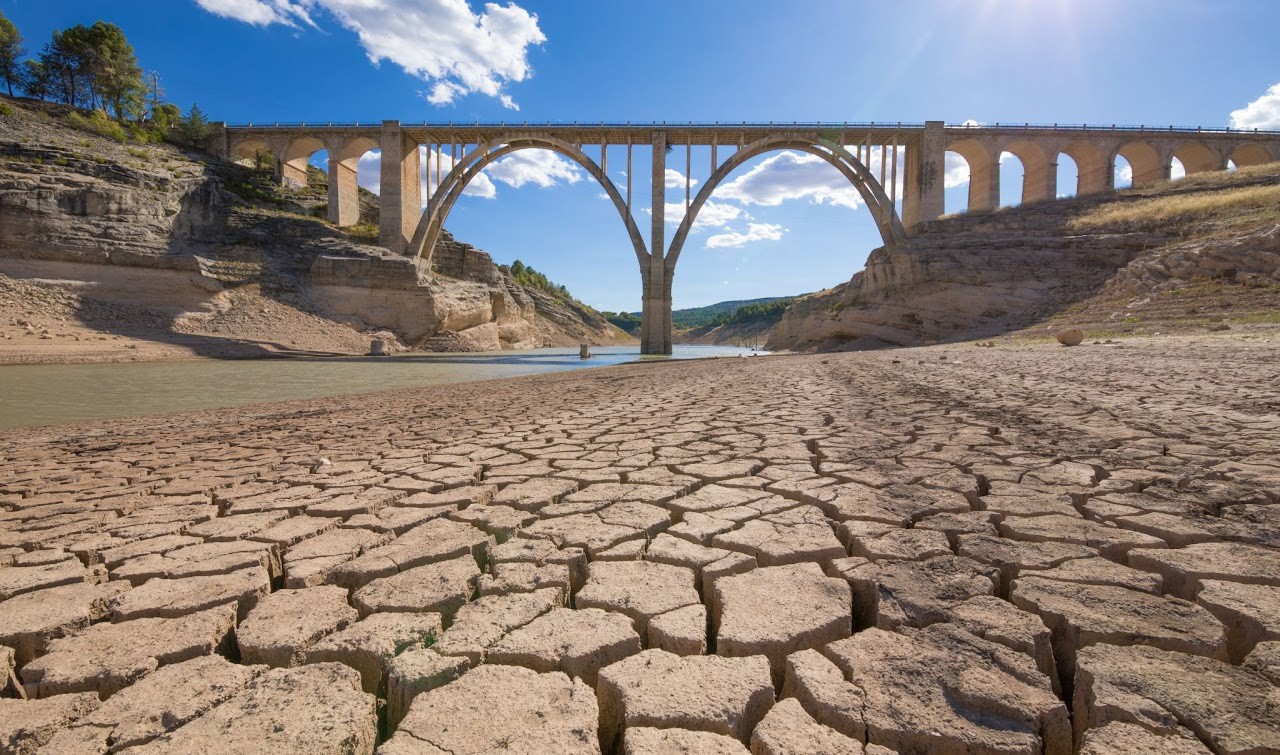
[{"left": 2, "top": 334, "right": 1279, "bottom": 753}]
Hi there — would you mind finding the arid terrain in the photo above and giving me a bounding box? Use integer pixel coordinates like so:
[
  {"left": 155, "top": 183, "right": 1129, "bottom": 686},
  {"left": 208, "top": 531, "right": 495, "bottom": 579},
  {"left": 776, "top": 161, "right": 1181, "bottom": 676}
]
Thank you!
[{"left": 2, "top": 332, "right": 1278, "bottom": 753}]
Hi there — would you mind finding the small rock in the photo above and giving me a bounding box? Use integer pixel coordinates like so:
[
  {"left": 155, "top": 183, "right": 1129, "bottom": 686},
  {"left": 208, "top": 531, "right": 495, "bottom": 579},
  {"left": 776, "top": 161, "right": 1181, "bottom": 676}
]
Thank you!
[{"left": 1056, "top": 328, "right": 1085, "bottom": 346}]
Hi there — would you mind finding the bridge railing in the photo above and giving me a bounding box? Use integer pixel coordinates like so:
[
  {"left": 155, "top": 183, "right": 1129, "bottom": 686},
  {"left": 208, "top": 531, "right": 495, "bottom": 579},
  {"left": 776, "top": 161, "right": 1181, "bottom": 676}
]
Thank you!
[
  {"left": 221, "top": 120, "right": 1280, "bottom": 135},
  {"left": 224, "top": 121, "right": 929, "bottom": 129},
  {"left": 950, "top": 122, "right": 1280, "bottom": 134}
]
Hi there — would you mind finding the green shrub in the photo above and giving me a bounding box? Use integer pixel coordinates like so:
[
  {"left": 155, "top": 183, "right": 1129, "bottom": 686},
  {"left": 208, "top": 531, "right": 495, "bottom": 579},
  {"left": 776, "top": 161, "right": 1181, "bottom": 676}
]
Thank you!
[
  {"left": 66, "top": 109, "right": 127, "bottom": 143},
  {"left": 0, "top": 102, "right": 12, "bottom": 117}
]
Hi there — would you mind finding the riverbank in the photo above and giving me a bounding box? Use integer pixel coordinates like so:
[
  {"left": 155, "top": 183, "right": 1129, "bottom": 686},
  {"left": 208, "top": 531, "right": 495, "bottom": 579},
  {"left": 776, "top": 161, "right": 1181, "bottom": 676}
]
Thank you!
[{"left": 1, "top": 332, "right": 1277, "bottom": 752}]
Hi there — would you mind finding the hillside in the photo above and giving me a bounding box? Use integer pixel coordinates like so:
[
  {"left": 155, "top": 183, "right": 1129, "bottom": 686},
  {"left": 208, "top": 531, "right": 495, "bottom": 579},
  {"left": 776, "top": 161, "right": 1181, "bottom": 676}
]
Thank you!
[
  {"left": 770, "top": 164, "right": 1280, "bottom": 351},
  {"left": 0, "top": 97, "right": 632, "bottom": 363},
  {"left": 665, "top": 296, "right": 797, "bottom": 329}
]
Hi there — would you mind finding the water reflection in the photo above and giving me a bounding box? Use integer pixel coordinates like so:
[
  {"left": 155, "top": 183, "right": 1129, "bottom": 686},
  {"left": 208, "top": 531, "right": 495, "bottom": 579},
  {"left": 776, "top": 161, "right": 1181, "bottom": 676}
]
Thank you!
[{"left": 0, "top": 345, "right": 764, "bottom": 429}]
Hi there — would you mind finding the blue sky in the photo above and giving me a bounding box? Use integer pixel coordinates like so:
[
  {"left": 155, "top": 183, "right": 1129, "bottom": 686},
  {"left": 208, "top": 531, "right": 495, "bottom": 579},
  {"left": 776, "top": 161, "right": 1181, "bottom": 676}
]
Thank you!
[{"left": 4, "top": 0, "right": 1280, "bottom": 311}]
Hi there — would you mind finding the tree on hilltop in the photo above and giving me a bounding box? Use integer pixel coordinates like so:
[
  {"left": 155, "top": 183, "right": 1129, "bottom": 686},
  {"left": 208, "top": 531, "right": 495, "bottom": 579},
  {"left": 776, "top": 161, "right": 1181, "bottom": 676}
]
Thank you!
[
  {"left": 19, "top": 60, "right": 49, "bottom": 100},
  {"left": 175, "top": 103, "right": 214, "bottom": 147},
  {"left": 35, "top": 22, "right": 143, "bottom": 115},
  {"left": 0, "top": 12, "right": 24, "bottom": 97}
]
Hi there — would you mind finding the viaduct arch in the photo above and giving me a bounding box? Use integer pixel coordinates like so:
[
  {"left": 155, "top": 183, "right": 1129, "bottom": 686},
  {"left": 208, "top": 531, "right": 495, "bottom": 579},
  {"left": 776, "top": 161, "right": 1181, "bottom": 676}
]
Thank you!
[{"left": 214, "top": 120, "right": 1280, "bottom": 354}]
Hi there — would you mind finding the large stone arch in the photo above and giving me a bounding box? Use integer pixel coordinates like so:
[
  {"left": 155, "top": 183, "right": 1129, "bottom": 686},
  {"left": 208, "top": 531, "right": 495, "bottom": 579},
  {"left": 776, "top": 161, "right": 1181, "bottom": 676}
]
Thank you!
[
  {"left": 1171, "top": 141, "right": 1224, "bottom": 176},
  {"left": 1115, "top": 141, "right": 1166, "bottom": 187},
  {"left": 408, "top": 136, "right": 648, "bottom": 272},
  {"left": 1229, "top": 142, "right": 1274, "bottom": 168},
  {"left": 666, "top": 135, "right": 905, "bottom": 272}
]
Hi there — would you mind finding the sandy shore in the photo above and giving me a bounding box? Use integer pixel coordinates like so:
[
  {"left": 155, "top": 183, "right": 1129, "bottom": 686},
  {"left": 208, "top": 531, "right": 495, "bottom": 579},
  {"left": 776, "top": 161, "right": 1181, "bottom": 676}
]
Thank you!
[{"left": 1, "top": 333, "right": 1278, "bottom": 753}]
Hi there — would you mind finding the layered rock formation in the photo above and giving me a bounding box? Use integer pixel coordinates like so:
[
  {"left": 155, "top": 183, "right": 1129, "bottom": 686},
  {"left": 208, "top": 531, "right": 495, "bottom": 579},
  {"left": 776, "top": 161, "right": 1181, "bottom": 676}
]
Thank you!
[{"left": 0, "top": 98, "right": 627, "bottom": 360}]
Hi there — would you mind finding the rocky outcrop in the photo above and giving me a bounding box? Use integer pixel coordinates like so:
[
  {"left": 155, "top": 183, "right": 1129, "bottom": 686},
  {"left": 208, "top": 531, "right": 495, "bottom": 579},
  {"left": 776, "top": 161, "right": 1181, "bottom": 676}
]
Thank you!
[
  {"left": 769, "top": 170, "right": 1280, "bottom": 352},
  {"left": 0, "top": 98, "right": 628, "bottom": 358}
]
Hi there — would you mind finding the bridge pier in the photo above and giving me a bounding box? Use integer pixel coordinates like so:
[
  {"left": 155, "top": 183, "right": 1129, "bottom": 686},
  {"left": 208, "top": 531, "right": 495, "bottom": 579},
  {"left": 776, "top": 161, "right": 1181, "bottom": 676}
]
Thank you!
[
  {"left": 641, "top": 130, "right": 673, "bottom": 356},
  {"left": 379, "top": 121, "right": 421, "bottom": 255},
  {"left": 327, "top": 154, "right": 360, "bottom": 226},
  {"left": 903, "top": 121, "right": 945, "bottom": 228}
]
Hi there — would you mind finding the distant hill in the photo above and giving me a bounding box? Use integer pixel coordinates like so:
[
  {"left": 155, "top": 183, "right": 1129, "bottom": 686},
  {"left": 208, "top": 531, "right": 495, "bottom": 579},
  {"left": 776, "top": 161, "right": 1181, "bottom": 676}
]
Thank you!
[{"left": 648, "top": 297, "right": 799, "bottom": 330}]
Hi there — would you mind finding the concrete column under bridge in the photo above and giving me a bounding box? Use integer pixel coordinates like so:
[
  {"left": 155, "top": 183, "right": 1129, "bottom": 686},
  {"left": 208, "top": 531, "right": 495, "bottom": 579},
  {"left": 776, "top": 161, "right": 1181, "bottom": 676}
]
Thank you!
[
  {"left": 378, "top": 121, "right": 421, "bottom": 255},
  {"left": 640, "top": 130, "right": 673, "bottom": 355}
]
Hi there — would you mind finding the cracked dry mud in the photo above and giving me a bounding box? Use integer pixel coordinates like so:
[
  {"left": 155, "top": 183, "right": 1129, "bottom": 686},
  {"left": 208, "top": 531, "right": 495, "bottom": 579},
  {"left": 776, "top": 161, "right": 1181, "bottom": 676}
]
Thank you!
[{"left": 2, "top": 334, "right": 1279, "bottom": 754}]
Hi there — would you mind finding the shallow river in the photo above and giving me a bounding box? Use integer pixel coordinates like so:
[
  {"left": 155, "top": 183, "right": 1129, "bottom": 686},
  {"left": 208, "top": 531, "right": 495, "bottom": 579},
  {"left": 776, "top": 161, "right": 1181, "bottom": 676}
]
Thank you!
[{"left": 0, "top": 345, "right": 762, "bottom": 430}]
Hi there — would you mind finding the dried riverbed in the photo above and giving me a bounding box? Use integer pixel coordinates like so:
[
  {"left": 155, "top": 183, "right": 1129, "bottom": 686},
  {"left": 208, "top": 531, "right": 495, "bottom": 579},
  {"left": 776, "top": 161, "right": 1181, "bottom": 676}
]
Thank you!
[{"left": 1, "top": 333, "right": 1278, "bottom": 753}]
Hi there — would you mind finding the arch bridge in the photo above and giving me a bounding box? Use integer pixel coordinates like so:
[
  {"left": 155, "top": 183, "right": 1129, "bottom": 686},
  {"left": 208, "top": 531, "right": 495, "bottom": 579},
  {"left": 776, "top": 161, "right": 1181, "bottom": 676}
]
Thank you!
[{"left": 211, "top": 120, "right": 1280, "bottom": 354}]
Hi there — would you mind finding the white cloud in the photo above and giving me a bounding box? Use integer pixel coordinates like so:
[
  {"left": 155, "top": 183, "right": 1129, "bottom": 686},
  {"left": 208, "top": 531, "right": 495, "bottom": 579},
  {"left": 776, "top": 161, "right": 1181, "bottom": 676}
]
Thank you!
[
  {"left": 717, "top": 151, "right": 864, "bottom": 210},
  {"left": 706, "top": 222, "right": 785, "bottom": 249},
  {"left": 1230, "top": 82, "right": 1280, "bottom": 130},
  {"left": 662, "top": 200, "right": 743, "bottom": 230},
  {"left": 194, "top": 0, "right": 546, "bottom": 108},
  {"left": 665, "top": 168, "right": 698, "bottom": 189},
  {"left": 356, "top": 146, "right": 581, "bottom": 204},
  {"left": 1115, "top": 162, "right": 1133, "bottom": 185},
  {"left": 484, "top": 150, "right": 581, "bottom": 189},
  {"left": 193, "top": 0, "right": 315, "bottom": 27},
  {"left": 944, "top": 152, "right": 970, "bottom": 189},
  {"left": 689, "top": 200, "right": 742, "bottom": 229},
  {"left": 1170, "top": 159, "right": 1186, "bottom": 180},
  {"left": 355, "top": 148, "right": 498, "bottom": 201}
]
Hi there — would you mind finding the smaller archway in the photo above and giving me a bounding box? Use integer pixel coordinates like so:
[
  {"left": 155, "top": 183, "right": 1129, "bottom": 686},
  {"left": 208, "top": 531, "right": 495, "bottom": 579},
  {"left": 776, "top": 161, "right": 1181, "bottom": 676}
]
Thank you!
[
  {"left": 280, "top": 136, "right": 327, "bottom": 188},
  {"left": 1171, "top": 142, "right": 1222, "bottom": 176},
  {"left": 328, "top": 137, "right": 380, "bottom": 226},
  {"left": 1060, "top": 141, "right": 1109, "bottom": 196},
  {"left": 1115, "top": 141, "right": 1165, "bottom": 187},
  {"left": 1229, "top": 143, "right": 1274, "bottom": 168},
  {"left": 229, "top": 138, "right": 274, "bottom": 172},
  {"left": 1056, "top": 152, "right": 1079, "bottom": 199},
  {"left": 999, "top": 151, "right": 1024, "bottom": 208},
  {"left": 943, "top": 151, "right": 972, "bottom": 215},
  {"left": 1113, "top": 154, "right": 1134, "bottom": 190},
  {"left": 947, "top": 138, "right": 998, "bottom": 213},
  {"left": 1001, "top": 140, "right": 1055, "bottom": 204}
]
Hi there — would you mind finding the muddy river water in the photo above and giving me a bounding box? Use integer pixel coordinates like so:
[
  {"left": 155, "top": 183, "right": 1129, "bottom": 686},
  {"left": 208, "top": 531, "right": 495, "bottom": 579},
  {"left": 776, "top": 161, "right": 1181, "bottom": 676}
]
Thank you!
[{"left": 0, "top": 345, "right": 762, "bottom": 429}]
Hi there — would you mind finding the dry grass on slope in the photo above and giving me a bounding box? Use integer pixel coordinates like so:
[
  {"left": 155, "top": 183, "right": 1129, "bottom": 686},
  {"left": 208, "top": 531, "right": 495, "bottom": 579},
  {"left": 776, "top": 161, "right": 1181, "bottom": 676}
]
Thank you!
[{"left": 1066, "top": 164, "right": 1280, "bottom": 234}]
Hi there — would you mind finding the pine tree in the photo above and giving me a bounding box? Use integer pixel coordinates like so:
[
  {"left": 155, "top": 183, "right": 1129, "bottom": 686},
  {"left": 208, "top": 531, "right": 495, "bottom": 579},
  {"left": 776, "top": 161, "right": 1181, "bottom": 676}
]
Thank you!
[
  {"left": 176, "top": 103, "right": 214, "bottom": 148},
  {"left": 0, "top": 12, "right": 24, "bottom": 97},
  {"left": 19, "top": 60, "right": 49, "bottom": 100}
]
